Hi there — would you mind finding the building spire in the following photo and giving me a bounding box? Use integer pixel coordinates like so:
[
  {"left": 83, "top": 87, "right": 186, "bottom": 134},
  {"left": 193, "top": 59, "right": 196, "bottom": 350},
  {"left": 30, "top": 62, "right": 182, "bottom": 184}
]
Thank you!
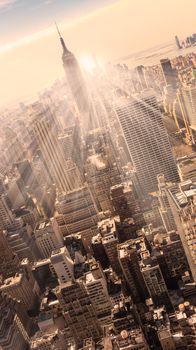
[{"left": 55, "top": 22, "right": 69, "bottom": 54}]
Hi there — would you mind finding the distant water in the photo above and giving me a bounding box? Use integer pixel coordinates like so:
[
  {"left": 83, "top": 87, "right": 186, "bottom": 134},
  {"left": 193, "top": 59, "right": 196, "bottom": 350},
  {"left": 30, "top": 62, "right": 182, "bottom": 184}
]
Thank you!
[{"left": 119, "top": 42, "right": 196, "bottom": 68}]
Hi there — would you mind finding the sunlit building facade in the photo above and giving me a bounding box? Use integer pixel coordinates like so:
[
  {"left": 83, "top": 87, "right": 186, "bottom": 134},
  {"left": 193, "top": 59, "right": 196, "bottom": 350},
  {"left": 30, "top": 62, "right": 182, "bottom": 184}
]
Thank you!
[{"left": 115, "top": 91, "right": 180, "bottom": 194}]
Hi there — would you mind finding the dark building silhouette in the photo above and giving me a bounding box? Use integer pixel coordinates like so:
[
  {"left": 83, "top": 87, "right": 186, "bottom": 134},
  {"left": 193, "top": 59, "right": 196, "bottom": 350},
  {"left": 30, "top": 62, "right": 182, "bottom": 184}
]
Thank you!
[{"left": 160, "top": 58, "right": 178, "bottom": 88}]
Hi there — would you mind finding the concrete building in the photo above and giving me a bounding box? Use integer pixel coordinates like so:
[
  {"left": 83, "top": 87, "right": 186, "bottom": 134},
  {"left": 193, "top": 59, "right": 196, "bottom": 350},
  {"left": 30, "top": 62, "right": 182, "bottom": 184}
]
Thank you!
[
  {"left": 160, "top": 233, "right": 190, "bottom": 283},
  {"left": 115, "top": 91, "right": 179, "bottom": 194},
  {"left": 14, "top": 205, "right": 40, "bottom": 229},
  {"left": 0, "top": 271, "right": 39, "bottom": 311},
  {"left": 54, "top": 185, "right": 99, "bottom": 251},
  {"left": 5, "top": 219, "right": 39, "bottom": 261},
  {"left": 85, "top": 154, "right": 121, "bottom": 212},
  {"left": 157, "top": 174, "right": 177, "bottom": 232},
  {"left": 180, "top": 84, "right": 196, "bottom": 125},
  {"left": 118, "top": 242, "right": 149, "bottom": 303},
  {"left": 7, "top": 177, "right": 27, "bottom": 210},
  {"left": 56, "top": 280, "right": 102, "bottom": 347},
  {"left": 35, "top": 221, "right": 63, "bottom": 259},
  {"left": 50, "top": 247, "right": 74, "bottom": 284},
  {"left": 177, "top": 154, "right": 196, "bottom": 182},
  {"left": 110, "top": 329, "right": 149, "bottom": 350},
  {"left": 91, "top": 234, "right": 109, "bottom": 270},
  {"left": 166, "top": 180, "right": 196, "bottom": 283},
  {"left": 160, "top": 58, "right": 178, "bottom": 88},
  {"left": 83, "top": 262, "right": 111, "bottom": 325},
  {"left": 99, "top": 218, "right": 121, "bottom": 274},
  {"left": 136, "top": 65, "right": 148, "bottom": 90},
  {"left": 110, "top": 182, "right": 145, "bottom": 228},
  {"left": 0, "top": 292, "right": 30, "bottom": 350},
  {"left": 16, "top": 159, "right": 39, "bottom": 192},
  {"left": 0, "top": 230, "right": 19, "bottom": 280},
  {"left": 30, "top": 330, "right": 66, "bottom": 349},
  {"left": 178, "top": 84, "right": 196, "bottom": 143},
  {"left": 0, "top": 195, "right": 14, "bottom": 230},
  {"left": 4, "top": 129, "right": 25, "bottom": 166},
  {"left": 142, "top": 258, "right": 173, "bottom": 311},
  {"left": 32, "top": 110, "right": 82, "bottom": 193},
  {"left": 111, "top": 298, "right": 140, "bottom": 333}
]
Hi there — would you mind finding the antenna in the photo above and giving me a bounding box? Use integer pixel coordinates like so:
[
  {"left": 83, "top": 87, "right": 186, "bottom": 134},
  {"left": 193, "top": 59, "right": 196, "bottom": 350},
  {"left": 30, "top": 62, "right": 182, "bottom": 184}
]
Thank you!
[
  {"left": 55, "top": 22, "right": 69, "bottom": 54},
  {"left": 55, "top": 21, "right": 62, "bottom": 38}
]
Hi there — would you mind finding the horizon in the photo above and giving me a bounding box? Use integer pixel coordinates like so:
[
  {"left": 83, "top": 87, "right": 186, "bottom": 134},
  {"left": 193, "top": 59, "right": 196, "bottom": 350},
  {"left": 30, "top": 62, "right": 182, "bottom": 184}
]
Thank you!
[{"left": 0, "top": 0, "right": 195, "bottom": 107}]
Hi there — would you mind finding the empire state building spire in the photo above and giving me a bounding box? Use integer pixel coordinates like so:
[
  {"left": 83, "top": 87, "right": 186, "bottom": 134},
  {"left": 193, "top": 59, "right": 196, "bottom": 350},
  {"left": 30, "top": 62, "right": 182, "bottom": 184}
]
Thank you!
[
  {"left": 56, "top": 24, "right": 94, "bottom": 133},
  {"left": 55, "top": 22, "right": 69, "bottom": 54}
]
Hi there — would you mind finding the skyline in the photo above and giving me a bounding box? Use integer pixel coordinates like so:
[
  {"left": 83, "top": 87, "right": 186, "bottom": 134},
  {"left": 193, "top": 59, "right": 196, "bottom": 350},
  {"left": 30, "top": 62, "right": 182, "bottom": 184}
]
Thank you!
[
  {"left": 0, "top": 0, "right": 196, "bottom": 107},
  {"left": 0, "top": 2, "right": 196, "bottom": 347}
]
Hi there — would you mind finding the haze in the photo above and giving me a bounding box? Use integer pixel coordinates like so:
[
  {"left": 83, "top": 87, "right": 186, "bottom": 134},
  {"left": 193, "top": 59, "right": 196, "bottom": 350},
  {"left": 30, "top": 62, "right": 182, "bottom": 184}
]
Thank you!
[{"left": 0, "top": 0, "right": 195, "bottom": 107}]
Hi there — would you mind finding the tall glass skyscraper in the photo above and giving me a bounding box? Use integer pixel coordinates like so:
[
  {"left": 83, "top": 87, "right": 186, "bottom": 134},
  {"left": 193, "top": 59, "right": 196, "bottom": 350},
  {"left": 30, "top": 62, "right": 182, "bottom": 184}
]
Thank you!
[{"left": 115, "top": 91, "right": 180, "bottom": 194}]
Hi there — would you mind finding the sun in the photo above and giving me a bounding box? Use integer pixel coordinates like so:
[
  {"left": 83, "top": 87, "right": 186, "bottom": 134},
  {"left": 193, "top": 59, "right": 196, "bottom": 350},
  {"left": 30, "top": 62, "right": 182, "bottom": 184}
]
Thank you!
[{"left": 79, "top": 55, "right": 96, "bottom": 73}]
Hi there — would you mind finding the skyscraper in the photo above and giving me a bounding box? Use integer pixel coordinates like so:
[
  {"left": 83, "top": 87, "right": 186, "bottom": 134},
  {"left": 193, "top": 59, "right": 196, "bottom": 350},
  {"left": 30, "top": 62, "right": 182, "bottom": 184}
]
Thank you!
[
  {"left": 56, "top": 24, "right": 92, "bottom": 132},
  {"left": 177, "top": 85, "right": 196, "bottom": 144},
  {"left": 32, "top": 110, "right": 82, "bottom": 193},
  {"left": 0, "top": 230, "right": 19, "bottom": 280},
  {"left": 0, "top": 292, "right": 30, "bottom": 350},
  {"left": 136, "top": 65, "right": 148, "bottom": 90},
  {"left": 118, "top": 243, "right": 149, "bottom": 303},
  {"left": 160, "top": 58, "right": 178, "bottom": 88},
  {"left": 175, "top": 35, "right": 182, "bottom": 50},
  {"left": 115, "top": 91, "right": 179, "bottom": 194},
  {"left": 0, "top": 195, "right": 14, "bottom": 229},
  {"left": 56, "top": 280, "right": 102, "bottom": 346}
]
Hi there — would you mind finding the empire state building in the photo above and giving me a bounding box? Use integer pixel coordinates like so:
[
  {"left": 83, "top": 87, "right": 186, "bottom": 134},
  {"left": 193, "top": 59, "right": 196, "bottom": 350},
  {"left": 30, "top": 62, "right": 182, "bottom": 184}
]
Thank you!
[{"left": 56, "top": 24, "right": 93, "bottom": 132}]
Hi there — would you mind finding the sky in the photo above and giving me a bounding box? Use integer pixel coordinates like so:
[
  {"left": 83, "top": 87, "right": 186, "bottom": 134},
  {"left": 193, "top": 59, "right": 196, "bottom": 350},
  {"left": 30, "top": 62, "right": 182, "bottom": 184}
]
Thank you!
[{"left": 0, "top": 0, "right": 195, "bottom": 107}]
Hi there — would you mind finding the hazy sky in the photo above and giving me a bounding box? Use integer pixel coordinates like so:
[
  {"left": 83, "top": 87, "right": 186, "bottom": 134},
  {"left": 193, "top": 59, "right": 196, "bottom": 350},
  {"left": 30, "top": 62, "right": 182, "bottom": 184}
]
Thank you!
[{"left": 0, "top": 0, "right": 195, "bottom": 107}]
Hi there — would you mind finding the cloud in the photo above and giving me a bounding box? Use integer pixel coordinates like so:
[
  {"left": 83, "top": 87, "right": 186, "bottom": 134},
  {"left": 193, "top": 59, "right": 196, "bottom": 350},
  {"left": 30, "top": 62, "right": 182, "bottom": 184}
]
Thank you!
[{"left": 0, "top": 0, "right": 17, "bottom": 9}]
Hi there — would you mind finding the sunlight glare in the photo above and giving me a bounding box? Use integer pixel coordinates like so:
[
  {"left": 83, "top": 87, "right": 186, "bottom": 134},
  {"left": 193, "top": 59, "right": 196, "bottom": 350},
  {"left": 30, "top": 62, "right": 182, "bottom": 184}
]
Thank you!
[{"left": 80, "top": 55, "right": 96, "bottom": 73}]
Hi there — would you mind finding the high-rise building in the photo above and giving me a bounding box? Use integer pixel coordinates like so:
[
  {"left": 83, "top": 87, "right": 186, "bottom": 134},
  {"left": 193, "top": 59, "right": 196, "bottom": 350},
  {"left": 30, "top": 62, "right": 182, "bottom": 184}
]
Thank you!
[
  {"left": 50, "top": 247, "right": 74, "bottom": 284},
  {"left": 85, "top": 154, "right": 121, "bottom": 212},
  {"left": 175, "top": 35, "right": 182, "bottom": 50},
  {"left": 118, "top": 242, "right": 149, "bottom": 303},
  {"left": 56, "top": 280, "right": 102, "bottom": 346},
  {"left": 161, "top": 233, "right": 190, "bottom": 283},
  {"left": 157, "top": 174, "right": 177, "bottom": 232},
  {"left": 91, "top": 234, "right": 110, "bottom": 270},
  {"left": 136, "top": 65, "right": 148, "bottom": 90},
  {"left": 115, "top": 91, "right": 179, "bottom": 194},
  {"left": 5, "top": 220, "right": 39, "bottom": 261},
  {"left": 110, "top": 182, "right": 144, "bottom": 227},
  {"left": 35, "top": 221, "right": 63, "bottom": 259},
  {"left": 0, "top": 195, "right": 15, "bottom": 229},
  {"left": 83, "top": 261, "right": 111, "bottom": 325},
  {"left": 0, "top": 292, "right": 30, "bottom": 350},
  {"left": 0, "top": 270, "right": 39, "bottom": 312},
  {"left": 142, "top": 258, "right": 173, "bottom": 311},
  {"left": 160, "top": 58, "right": 178, "bottom": 87},
  {"left": 4, "top": 129, "right": 25, "bottom": 166},
  {"left": 56, "top": 25, "right": 93, "bottom": 132},
  {"left": 99, "top": 218, "right": 122, "bottom": 274},
  {"left": 32, "top": 110, "right": 82, "bottom": 193},
  {"left": 16, "top": 159, "right": 39, "bottom": 192},
  {"left": 7, "top": 176, "right": 28, "bottom": 210},
  {"left": 30, "top": 330, "right": 66, "bottom": 349},
  {"left": 178, "top": 84, "right": 196, "bottom": 144},
  {"left": 166, "top": 180, "right": 196, "bottom": 283},
  {"left": 54, "top": 185, "right": 99, "bottom": 251},
  {"left": 0, "top": 230, "right": 19, "bottom": 280}
]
